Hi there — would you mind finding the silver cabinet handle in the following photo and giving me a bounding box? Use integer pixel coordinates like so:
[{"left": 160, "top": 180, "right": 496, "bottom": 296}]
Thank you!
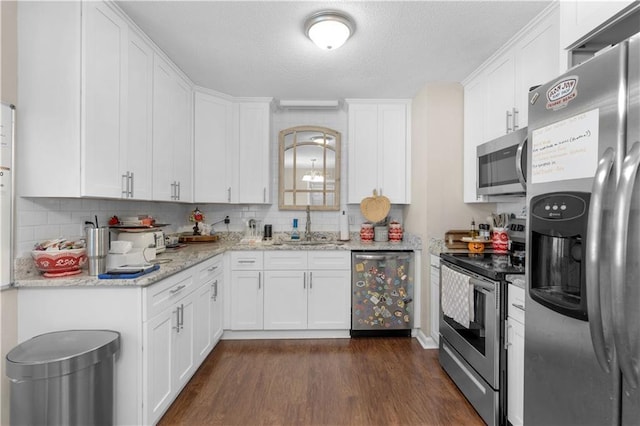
[
  {"left": 258, "top": 272, "right": 261, "bottom": 289},
  {"left": 587, "top": 147, "right": 616, "bottom": 374},
  {"left": 238, "top": 260, "right": 255, "bottom": 264},
  {"left": 179, "top": 304, "right": 184, "bottom": 330},
  {"left": 129, "top": 172, "right": 134, "bottom": 198},
  {"left": 170, "top": 181, "right": 175, "bottom": 200},
  {"left": 512, "top": 107, "right": 519, "bottom": 130},
  {"left": 170, "top": 284, "right": 186, "bottom": 294},
  {"left": 173, "top": 307, "right": 181, "bottom": 333},
  {"left": 515, "top": 137, "right": 527, "bottom": 190},
  {"left": 227, "top": 187, "right": 231, "bottom": 202},
  {"left": 263, "top": 187, "right": 266, "bottom": 203},
  {"left": 310, "top": 271, "right": 313, "bottom": 289},
  {"left": 506, "top": 110, "right": 513, "bottom": 133},
  {"left": 504, "top": 321, "right": 512, "bottom": 349},
  {"left": 176, "top": 181, "right": 181, "bottom": 201},
  {"left": 121, "top": 173, "right": 128, "bottom": 198},
  {"left": 511, "top": 303, "right": 525, "bottom": 311},
  {"left": 612, "top": 141, "right": 640, "bottom": 388},
  {"left": 211, "top": 279, "right": 218, "bottom": 301},
  {"left": 207, "top": 266, "right": 218, "bottom": 272},
  {"left": 303, "top": 272, "right": 306, "bottom": 289}
]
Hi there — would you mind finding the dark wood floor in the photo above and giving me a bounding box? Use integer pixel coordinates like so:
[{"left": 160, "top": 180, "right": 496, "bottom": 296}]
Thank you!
[{"left": 159, "top": 338, "right": 484, "bottom": 426}]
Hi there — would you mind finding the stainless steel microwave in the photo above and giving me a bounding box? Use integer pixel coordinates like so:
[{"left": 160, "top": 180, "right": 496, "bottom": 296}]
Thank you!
[{"left": 476, "top": 127, "right": 527, "bottom": 196}]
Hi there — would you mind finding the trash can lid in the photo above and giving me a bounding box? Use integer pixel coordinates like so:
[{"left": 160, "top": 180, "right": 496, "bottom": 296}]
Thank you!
[{"left": 5, "top": 330, "right": 120, "bottom": 381}]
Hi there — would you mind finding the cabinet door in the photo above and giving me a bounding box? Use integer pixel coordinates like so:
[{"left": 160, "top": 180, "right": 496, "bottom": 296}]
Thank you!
[
  {"left": 231, "top": 271, "right": 263, "bottom": 330},
  {"left": 463, "top": 77, "right": 488, "bottom": 203},
  {"left": 193, "top": 283, "right": 212, "bottom": 365},
  {"left": 560, "top": 1, "right": 635, "bottom": 50},
  {"left": 144, "top": 309, "right": 174, "bottom": 425},
  {"left": 124, "top": 29, "right": 154, "bottom": 200},
  {"left": 172, "top": 74, "right": 193, "bottom": 202},
  {"left": 82, "top": 1, "right": 127, "bottom": 198},
  {"left": 484, "top": 54, "right": 516, "bottom": 141},
  {"left": 210, "top": 272, "right": 224, "bottom": 344},
  {"left": 236, "top": 102, "right": 270, "bottom": 204},
  {"left": 152, "top": 56, "right": 193, "bottom": 202},
  {"left": 507, "top": 318, "right": 525, "bottom": 426},
  {"left": 378, "top": 104, "right": 409, "bottom": 203},
  {"left": 264, "top": 270, "right": 307, "bottom": 330},
  {"left": 152, "top": 56, "right": 175, "bottom": 201},
  {"left": 194, "top": 92, "right": 233, "bottom": 203},
  {"left": 429, "top": 265, "right": 440, "bottom": 343},
  {"left": 348, "top": 103, "right": 379, "bottom": 203},
  {"left": 515, "top": 12, "right": 560, "bottom": 128},
  {"left": 307, "top": 270, "right": 351, "bottom": 329},
  {"left": 173, "top": 292, "right": 195, "bottom": 390}
]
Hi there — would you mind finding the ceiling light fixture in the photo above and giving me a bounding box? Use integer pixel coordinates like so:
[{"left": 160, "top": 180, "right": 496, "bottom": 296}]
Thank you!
[
  {"left": 305, "top": 11, "right": 354, "bottom": 50},
  {"left": 302, "top": 159, "right": 325, "bottom": 183}
]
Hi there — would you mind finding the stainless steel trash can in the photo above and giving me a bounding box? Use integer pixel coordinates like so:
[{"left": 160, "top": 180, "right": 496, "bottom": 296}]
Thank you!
[{"left": 6, "top": 330, "right": 120, "bottom": 426}]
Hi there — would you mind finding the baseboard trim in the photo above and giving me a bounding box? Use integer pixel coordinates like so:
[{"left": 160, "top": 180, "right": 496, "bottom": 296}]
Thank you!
[{"left": 415, "top": 329, "right": 438, "bottom": 349}]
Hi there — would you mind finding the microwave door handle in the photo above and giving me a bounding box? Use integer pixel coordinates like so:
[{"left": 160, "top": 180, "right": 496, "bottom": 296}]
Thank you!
[
  {"left": 612, "top": 142, "right": 640, "bottom": 388},
  {"left": 516, "top": 137, "right": 527, "bottom": 189},
  {"left": 586, "top": 147, "right": 615, "bottom": 374}
]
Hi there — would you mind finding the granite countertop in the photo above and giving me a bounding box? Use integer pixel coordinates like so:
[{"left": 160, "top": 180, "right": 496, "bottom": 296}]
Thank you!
[{"left": 14, "top": 232, "right": 422, "bottom": 289}]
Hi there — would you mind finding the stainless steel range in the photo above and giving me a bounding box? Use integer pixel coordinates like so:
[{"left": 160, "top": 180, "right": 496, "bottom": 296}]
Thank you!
[{"left": 439, "top": 218, "right": 525, "bottom": 426}]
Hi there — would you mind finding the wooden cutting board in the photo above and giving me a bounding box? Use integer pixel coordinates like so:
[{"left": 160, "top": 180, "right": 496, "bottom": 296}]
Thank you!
[
  {"left": 360, "top": 190, "right": 391, "bottom": 223},
  {"left": 178, "top": 234, "right": 220, "bottom": 243}
]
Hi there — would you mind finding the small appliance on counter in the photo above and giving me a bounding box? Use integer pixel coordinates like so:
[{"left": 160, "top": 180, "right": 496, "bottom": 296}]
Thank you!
[{"left": 116, "top": 231, "right": 165, "bottom": 254}]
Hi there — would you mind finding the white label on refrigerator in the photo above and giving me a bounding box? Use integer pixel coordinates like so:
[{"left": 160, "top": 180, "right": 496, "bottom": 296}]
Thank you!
[{"left": 531, "top": 108, "right": 599, "bottom": 184}]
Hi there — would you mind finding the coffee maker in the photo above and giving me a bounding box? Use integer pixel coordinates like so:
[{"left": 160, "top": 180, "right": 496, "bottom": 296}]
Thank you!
[{"left": 508, "top": 217, "right": 526, "bottom": 267}]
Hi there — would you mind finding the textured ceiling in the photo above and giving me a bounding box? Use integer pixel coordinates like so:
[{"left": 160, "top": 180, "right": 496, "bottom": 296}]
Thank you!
[{"left": 116, "top": 1, "right": 553, "bottom": 100}]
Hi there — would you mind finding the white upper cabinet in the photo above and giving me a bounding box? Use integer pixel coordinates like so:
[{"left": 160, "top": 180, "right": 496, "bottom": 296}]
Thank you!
[
  {"left": 152, "top": 54, "right": 193, "bottom": 202},
  {"left": 560, "top": 1, "right": 637, "bottom": 50},
  {"left": 124, "top": 30, "right": 154, "bottom": 200},
  {"left": 234, "top": 101, "right": 272, "bottom": 204},
  {"left": 82, "top": 1, "right": 128, "bottom": 198},
  {"left": 462, "top": 4, "right": 559, "bottom": 203},
  {"left": 347, "top": 100, "right": 411, "bottom": 204},
  {"left": 193, "top": 91, "right": 234, "bottom": 203},
  {"left": 17, "top": 1, "right": 184, "bottom": 201}
]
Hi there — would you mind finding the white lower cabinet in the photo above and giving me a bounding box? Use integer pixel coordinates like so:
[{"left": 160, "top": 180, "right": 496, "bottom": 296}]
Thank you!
[
  {"left": 507, "top": 284, "right": 525, "bottom": 426},
  {"left": 230, "top": 251, "right": 264, "bottom": 330},
  {"left": 429, "top": 254, "right": 440, "bottom": 343},
  {"left": 232, "top": 250, "right": 351, "bottom": 331}
]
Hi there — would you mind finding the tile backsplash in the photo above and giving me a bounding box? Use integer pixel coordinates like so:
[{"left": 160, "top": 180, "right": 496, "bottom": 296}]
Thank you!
[{"left": 16, "top": 197, "right": 405, "bottom": 258}]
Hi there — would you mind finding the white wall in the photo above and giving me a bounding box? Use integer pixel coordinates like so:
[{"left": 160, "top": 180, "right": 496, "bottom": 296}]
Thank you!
[{"left": 405, "top": 83, "right": 495, "bottom": 336}]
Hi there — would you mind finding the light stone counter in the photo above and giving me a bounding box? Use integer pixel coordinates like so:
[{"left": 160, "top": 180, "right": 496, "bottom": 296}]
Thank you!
[{"left": 14, "top": 232, "right": 422, "bottom": 288}]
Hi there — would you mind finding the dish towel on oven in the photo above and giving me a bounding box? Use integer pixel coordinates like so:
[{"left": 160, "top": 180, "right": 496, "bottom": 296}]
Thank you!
[{"left": 441, "top": 265, "right": 474, "bottom": 328}]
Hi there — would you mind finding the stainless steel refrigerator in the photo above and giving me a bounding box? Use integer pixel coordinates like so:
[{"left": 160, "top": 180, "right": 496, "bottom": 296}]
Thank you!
[
  {"left": 351, "top": 251, "right": 414, "bottom": 337},
  {"left": 524, "top": 31, "right": 640, "bottom": 425}
]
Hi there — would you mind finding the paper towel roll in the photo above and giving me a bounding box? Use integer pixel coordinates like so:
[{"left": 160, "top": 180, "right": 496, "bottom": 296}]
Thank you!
[{"left": 340, "top": 210, "right": 350, "bottom": 241}]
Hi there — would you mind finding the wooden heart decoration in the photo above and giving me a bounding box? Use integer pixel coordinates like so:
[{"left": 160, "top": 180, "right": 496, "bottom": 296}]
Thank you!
[{"left": 360, "top": 190, "right": 391, "bottom": 223}]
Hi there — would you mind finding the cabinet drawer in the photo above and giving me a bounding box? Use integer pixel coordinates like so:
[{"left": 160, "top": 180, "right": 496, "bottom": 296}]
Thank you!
[
  {"left": 308, "top": 251, "right": 351, "bottom": 270},
  {"left": 144, "top": 269, "right": 195, "bottom": 320},
  {"left": 264, "top": 251, "right": 307, "bottom": 270},
  {"left": 198, "top": 254, "right": 223, "bottom": 283},
  {"left": 230, "top": 251, "right": 264, "bottom": 270},
  {"left": 508, "top": 284, "right": 525, "bottom": 323}
]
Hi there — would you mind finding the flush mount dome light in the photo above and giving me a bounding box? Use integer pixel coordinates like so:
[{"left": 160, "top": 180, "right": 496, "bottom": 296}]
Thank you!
[{"left": 305, "top": 11, "right": 354, "bottom": 50}]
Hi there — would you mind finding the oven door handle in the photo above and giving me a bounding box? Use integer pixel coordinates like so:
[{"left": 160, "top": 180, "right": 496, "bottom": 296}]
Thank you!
[{"left": 470, "top": 278, "right": 494, "bottom": 293}]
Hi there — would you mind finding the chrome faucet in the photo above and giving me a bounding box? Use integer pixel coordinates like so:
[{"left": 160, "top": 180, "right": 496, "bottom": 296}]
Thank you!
[{"left": 305, "top": 205, "right": 312, "bottom": 241}]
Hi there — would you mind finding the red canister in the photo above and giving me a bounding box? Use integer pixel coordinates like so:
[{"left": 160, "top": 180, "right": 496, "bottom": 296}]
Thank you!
[
  {"left": 360, "top": 223, "right": 374, "bottom": 243},
  {"left": 389, "top": 222, "right": 403, "bottom": 243},
  {"left": 491, "top": 227, "right": 509, "bottom": 253}
]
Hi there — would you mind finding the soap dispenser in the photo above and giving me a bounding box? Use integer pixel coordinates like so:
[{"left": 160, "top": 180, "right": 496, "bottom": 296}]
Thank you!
[{"left": 291, "top": 218, "right": 300, "bottom": 240}]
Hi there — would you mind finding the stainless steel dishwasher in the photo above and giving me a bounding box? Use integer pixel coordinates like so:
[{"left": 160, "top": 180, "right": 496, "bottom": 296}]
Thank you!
[{"left": 351, "top": 251, "right": 414, "bottom": 337}]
